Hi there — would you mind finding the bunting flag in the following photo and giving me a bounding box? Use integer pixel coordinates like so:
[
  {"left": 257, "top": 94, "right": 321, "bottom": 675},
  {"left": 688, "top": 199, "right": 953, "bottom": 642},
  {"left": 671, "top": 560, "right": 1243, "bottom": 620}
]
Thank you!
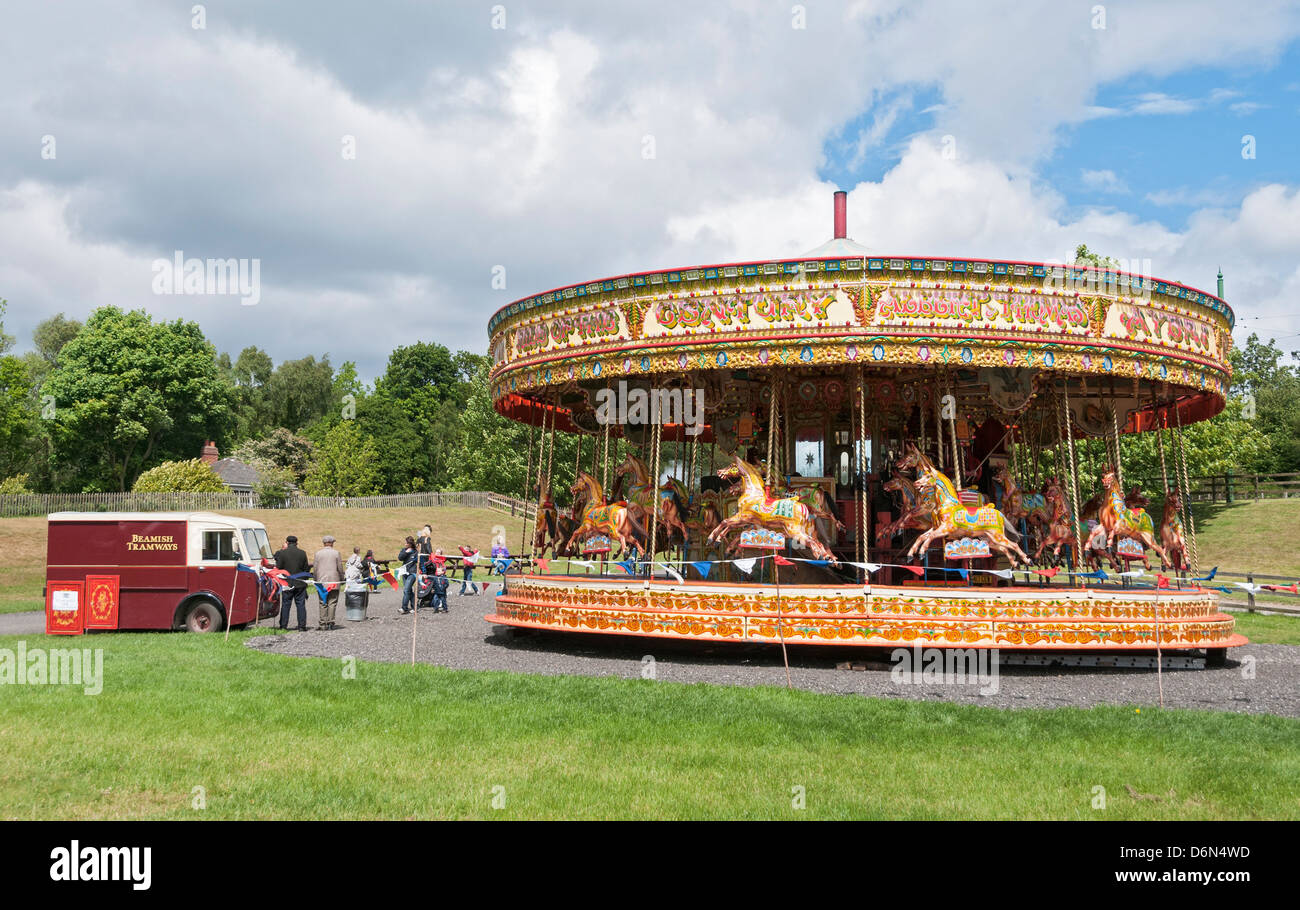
[
  {"left": 773, "top": 555, "right": 795, "bottom": 566},
  {"left": 1212, "top": 585, "right": 1234, "bottom": 594},
  {"left": 616, "top": 559, "right": 638, "bottom": 575},
  {"left": 733, "top": 558, "right": 757, "bottom": 575},
  {"left": 848, "top": 561, "right": 882, "bottom": 574},
  {"left": 1156, "top": 574, "right": 1170, "bottom": 589},
  {"left": 379, "top": 571, "right": 400, "bottom": 591},
  {"left": 1194, "top": 567, "right": 1218, "bottom": 581},
  {"left": 981, "top": 568, "right": 1014, "bottom": 579},
  {"left": 657, "top": 563, "right": 684, "bottom": 583},
  {"left": 313, "top": 582, "right": 338, "bottom": 602},
  {"left": 898, "top": 564, "right": 924, "bottom": 576},
  {"left": 1118, "top": 570, "right": 1144, "bottom": 578},
  {"left": 690, "top": 561, "right": 712, "bottom": 579},
  {"left": 569, "top": 559, "right": 595, "bottom": 569},
  {"left": 1077, "top": 569, "right": 1108, "bottom": 581},
  {"left": 955, "top": 568, "right": 969, "bottom": 582},
  {"left": 1032, "top": 567, "right": 1059, "bottom": 578},
  {"left": 1234, "top": 582, "right": 1263, "bottom": 594},
  {"left": 537, "top": 558, "right": 550, "bottom": 574},
  {"left": 1264, "top": 583, "right": 1299, "bottom": 594}
]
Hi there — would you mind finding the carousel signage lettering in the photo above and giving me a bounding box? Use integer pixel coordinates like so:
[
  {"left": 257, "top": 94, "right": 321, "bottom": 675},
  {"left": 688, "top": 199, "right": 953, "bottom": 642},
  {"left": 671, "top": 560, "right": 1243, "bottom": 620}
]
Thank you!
[
  {"left": 1107, "top": 302, "right": 1215, "bottom": 354},
  {"left": 512, "top": 309, "right": 623, "bottom": 356},
  {"left": 651, "top": 291, "right": 839, "bottom": 333},
  {"left": 874, "top": 288, "right": 1089, "bottom": 333}
]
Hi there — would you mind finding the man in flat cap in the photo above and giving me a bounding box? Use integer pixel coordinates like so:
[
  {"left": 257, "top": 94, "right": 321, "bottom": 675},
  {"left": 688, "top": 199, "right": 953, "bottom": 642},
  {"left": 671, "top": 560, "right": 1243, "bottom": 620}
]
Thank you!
[
  {"left": 313, "top": 535, "right": 344, "bottom": 630},
  {"left": 273, "top": 534, "right": 310, "bottom": 631}
]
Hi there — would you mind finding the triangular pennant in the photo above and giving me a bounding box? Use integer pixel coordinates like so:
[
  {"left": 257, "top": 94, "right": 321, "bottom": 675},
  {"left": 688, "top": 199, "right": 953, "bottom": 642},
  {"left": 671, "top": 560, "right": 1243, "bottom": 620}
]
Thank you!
[
  {"left": 657, "top": 563, "right": 684, "bottom": 583},
  {"left": 1156, "top": 574, "right": 1170, "bottom": 589},
  {"left": 773, "top": 555, "right": 794, "bottom": 566},
  {"left": 733, "top": 558, "right": 757, "bottom": 575},
  {"left": 616, "top": 559, "right": 638, "bottom": 575},
  {"left": 537, "top": 557, "right": 549, "bottom": 574},
  {"left": 899, "top": 565, "right": 924, "bottom": 576},
  {"left": 690, "top": 561, "right": 712, "bottom": 579}
]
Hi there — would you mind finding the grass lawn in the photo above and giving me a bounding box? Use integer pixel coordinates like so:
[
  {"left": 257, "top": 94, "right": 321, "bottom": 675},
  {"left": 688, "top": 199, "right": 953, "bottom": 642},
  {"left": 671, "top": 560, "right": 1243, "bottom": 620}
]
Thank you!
[
  {"left": 0, "top": 507, "right": 528, "bottom": 615},
  {"left": 0, "top": 630, "right": 1296, "bottom": 820},
  {"left": 1230, "top": 611, "right": 1300, "bottom": 647}
]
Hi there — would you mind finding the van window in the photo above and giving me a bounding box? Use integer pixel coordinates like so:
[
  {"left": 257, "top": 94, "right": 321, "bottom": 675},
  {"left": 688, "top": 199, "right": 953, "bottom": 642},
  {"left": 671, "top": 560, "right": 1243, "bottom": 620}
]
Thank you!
[
  {"left": 202, "top": 530, "right": 240, "bottom": 562},
  {"left": 242, "top": 528, "right": 273, "bottom": 561}
]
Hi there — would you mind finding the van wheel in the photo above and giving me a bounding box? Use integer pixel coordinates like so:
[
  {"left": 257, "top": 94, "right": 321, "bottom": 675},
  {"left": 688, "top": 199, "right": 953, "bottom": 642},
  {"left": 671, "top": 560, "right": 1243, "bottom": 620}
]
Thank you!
[{"left": 185, "top": 600, "right": 224, "bottom": 633}]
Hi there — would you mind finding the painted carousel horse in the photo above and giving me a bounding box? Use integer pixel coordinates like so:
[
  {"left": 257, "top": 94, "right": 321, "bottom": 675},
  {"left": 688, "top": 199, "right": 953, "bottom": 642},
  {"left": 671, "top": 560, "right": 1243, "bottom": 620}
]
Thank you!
[
  {"left": 876, "top": 469, "right": 937, "bottom": 546},
  {"left": 615, "top": 453, "right": 692, "bottom": 547},
  {"left": 1083, "top": 519, "right": 1119, "bottom": 574},
  {"left": 907, "top": 465, "right": 1029, "bottom": 567},
  {"left": 684, "top": 490, "right": 725, "bottom": 558},
  {"left": 564, "top": 471, "right": 646, "bottom": 558},
  {"left": 1160, "top": 488, "right": 1188, "bottom": 572},
  {"left": 708, "top": 455, "right": 839, "bottom": 564},
  {"left": 1099, "top": 468, "right": 1167, "bottom": 571},
  {"left": 1033, "top": 478, "right": 1082, "bottom": 566},
  {"left": 992, "top": 464, "right": 1050, "bottom": 542},
  {"left": 776, "top": 483, "right": 846, "bottom": 534},
  {"left": 532, "top": 481, "right": 584, "bottom": 558}
]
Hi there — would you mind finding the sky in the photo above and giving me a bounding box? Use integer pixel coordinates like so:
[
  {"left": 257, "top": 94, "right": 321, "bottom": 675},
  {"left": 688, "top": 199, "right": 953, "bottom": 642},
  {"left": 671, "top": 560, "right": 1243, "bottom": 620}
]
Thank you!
[{"left": 2, "top": 0, "right": 1299, "bottom": 384}]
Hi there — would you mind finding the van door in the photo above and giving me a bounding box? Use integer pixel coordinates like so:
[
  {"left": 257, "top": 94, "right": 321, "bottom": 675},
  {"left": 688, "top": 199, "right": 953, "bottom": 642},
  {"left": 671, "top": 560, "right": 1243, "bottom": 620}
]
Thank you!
[{"left": 188, "top": 527, "right": 257, "bottom": 625}]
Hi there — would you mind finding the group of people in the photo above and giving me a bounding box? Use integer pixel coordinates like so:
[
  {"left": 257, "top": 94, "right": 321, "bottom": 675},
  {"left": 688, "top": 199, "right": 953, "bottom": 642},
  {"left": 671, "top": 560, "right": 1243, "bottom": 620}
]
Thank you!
[{"left": 270, "top": 525, "right": 500, "bottom": 631}]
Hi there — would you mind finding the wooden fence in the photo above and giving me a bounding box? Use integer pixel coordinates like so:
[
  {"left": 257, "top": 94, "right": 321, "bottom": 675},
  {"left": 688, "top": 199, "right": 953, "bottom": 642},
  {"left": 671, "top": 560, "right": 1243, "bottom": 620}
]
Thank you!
[
  {"left": 0, "top": 490, "right": 537, "bottom": 520},
  {"left": 1121, "top": 472, "right": 1300, "bottom": 504}
]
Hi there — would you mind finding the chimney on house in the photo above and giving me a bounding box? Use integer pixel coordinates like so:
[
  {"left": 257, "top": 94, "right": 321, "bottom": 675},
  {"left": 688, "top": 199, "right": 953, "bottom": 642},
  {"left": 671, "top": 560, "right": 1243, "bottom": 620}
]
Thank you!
[
  {"left": 200, "top": 440, "right": 219, "bottom": 465},
  {"left": 833, "top": 190, "right": 847, "bottom": 239}
]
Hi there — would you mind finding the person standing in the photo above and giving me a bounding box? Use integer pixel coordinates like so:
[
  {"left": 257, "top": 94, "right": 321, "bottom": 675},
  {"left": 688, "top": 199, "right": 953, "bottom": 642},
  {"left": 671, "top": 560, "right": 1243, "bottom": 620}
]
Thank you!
[
  {"left": 457, "top": 544, "right": 480, "bottom": 596},
  {"left": 397, "top": 536, "right": 419, "bottom": 614},
  {"left": 273, "top": 535, "right": 310, "bottom": 631},
  {"left": 431, "top": 565, "right": 449, "bottom": 612},
  {"left": 313, "top": 535, "right": 344, "bottom": 630}
]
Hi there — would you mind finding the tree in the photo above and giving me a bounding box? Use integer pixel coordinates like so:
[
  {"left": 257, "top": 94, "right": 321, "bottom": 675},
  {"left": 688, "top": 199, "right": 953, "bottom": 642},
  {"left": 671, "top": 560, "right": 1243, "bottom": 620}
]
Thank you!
[
  {"left": 301, "top": 421, "right": 381, "bottom": 497},
  {"left": 233, "top": 428, "right": 315, "bottom": 484},
  {"left": 32, "top": 314, "right": 83, "bottom": 365},
  {"left": 0, "top": 474, "right": 32, "bottom": 494},
  {"left": 132, "top": 458, "right": 227, "bottom": 492},
  {"left": 1073, "top": 244, "right": 1117, "bottom": 269},
  {"left": 448, "top": 362, "right": 535, "bottom": 496},
  {"left": 0, "top": 356, "right": 36, "bottom": 478},
  {"left": 377, "top": 342, "right": 458, "bottom": 402},
  {"left": 265, "top": 355, "right": 336, "bottom": 432},
  {"left": 42, "top": 307, "right": 236, "bottom": 491}
]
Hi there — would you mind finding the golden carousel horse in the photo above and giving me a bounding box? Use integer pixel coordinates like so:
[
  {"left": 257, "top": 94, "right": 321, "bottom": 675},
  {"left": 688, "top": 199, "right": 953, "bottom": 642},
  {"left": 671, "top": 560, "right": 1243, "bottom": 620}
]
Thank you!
[
  {"left": 564, "top": 471, "right": 646, "bottom": 558},
  {"left": 1099, "top": 468, "right": 1167, "bottom": 571},
  {"left": 707, "top": 456, "right": 839, "bottom": 564},
  {"left": 615, "top": 453, "right": 691, "bottom": 546},
  {"left": 907, "top": 464, "right": 1029, "bottom": 567}
]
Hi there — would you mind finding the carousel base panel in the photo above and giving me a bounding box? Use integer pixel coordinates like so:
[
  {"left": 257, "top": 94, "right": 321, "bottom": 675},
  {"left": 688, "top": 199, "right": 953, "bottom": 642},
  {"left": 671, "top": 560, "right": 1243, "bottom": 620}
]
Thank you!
[{"left": 487, "top": 574, "right": 1247, "bottom": 651}]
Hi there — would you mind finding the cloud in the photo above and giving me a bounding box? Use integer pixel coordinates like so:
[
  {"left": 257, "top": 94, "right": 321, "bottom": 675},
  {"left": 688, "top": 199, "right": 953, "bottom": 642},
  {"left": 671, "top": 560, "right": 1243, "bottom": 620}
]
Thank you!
[
  {"left": 1081, "top": 169, "right": 1130, "bottom": 194},
  {"left": 1, "top": 0, "right": 1299, "bottom": 382}
]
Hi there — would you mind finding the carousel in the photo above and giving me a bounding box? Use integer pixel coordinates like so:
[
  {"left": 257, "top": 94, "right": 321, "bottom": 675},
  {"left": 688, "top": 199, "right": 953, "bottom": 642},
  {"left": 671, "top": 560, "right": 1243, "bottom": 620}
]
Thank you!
[{"left": 486, "top": 193, "right": 1246, "bottom": 659}]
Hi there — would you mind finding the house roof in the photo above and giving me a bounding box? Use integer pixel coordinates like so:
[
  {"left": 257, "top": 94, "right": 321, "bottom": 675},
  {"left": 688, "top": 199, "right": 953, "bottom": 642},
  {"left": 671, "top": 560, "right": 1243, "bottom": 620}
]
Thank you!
[{"left": 212, "top": 457, "right": 261, "bottom": 490}]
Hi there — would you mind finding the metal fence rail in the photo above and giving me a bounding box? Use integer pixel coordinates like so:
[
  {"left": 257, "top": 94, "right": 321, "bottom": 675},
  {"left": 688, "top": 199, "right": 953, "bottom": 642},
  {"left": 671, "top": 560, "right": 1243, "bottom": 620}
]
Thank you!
[{"left": 0, "top": 490, "right": 537, "bottom": 519}]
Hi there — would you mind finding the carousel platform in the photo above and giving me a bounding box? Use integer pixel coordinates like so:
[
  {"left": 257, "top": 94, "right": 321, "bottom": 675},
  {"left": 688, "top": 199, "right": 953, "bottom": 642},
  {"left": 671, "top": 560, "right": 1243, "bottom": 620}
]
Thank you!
[{"left": 488, "top": 573, "right": 1247, "bottom": 651}]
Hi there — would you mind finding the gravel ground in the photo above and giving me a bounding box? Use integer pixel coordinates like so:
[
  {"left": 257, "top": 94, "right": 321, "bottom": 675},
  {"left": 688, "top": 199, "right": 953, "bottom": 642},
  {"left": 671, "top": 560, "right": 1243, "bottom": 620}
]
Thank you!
[{"left": 243, "top": 579, "right": 1300, "bottom": 718}]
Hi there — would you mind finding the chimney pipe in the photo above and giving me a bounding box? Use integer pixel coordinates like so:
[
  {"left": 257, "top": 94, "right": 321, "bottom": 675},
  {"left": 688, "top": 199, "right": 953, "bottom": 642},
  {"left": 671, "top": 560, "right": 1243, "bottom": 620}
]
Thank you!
[{"left": 833, "top": 191, "right": 847, "bottom": 239}]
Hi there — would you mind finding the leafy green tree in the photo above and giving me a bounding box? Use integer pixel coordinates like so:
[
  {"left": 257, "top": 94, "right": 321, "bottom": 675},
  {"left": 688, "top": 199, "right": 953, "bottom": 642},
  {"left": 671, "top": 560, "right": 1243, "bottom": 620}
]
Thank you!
[
  {"left": 42, "top": 307, "right": 236, "bottom": 491},
  {"left": 377, "top": 342, "right": 458, "bottom": 402},
  {"left": 265, "top": 355, "right": 336, "bottom": 432},
  {"left": 0, "top": 474, "right": 32, "bottom": 494},
  {"left": 301, "top": 421, "right": 381, "bottom": 497},
  {"left": 0, "top": 355, "right": 36, "bottom": 478},
  {"left": 251, "top": 464, "right": 297, "bottom": 507},
  {"left": 132, "top": 458, "right": 227, "bottom": 492},
  {"left": 32, "top": 314, "right": 83, "bottom": 365},
  {"left": 233, "top": 427, "right": 315, "bottom": 484}
]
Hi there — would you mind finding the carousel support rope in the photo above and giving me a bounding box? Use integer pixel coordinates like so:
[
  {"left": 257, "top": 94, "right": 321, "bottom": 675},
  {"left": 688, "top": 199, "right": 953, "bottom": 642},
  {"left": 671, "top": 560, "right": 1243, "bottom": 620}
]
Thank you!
[
  {"left": 858, "top": 368, "right": 868, "bottom": 574},
  {"left": 1174, "top": 401, "right": 1199, "bottom": 576},
  {"left": 521, "top": 411, "right": 537, "bottom": 559},
  {"left": 1060, "top": 385, "right": 1084, "bottom": 572},
  {"left": 647, "top": 418, "right": 663, "bottom": 572}
]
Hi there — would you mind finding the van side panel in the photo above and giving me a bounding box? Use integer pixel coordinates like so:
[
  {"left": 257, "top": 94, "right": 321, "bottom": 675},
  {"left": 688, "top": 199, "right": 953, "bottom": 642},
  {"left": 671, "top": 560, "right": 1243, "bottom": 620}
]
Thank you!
[{"left": 47, "top": 520, "right": 188, "bottom": 630}]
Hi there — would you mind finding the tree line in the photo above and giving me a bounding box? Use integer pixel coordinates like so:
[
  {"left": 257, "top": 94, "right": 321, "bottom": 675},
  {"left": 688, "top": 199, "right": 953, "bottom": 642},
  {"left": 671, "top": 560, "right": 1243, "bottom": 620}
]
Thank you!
[{"left": 0, "top": 300, "right": 1295, "bottom": 499}]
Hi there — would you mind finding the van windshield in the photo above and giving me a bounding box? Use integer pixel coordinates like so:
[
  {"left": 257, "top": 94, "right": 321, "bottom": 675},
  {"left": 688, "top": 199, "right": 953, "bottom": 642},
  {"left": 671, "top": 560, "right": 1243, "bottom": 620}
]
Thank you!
[{"left": 243, "top": 528, "right": 273, "bottom": 561}]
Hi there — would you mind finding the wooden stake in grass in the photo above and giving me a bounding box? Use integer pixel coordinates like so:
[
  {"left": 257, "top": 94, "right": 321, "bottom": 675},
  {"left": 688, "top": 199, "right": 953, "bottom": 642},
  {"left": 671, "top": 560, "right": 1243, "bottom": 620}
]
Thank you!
[
  {"left": 223, "top": 570, "right": 239, "bottom": 643},
  {"left": 775, "top": 556, "right": 791, "bottom": 690}
]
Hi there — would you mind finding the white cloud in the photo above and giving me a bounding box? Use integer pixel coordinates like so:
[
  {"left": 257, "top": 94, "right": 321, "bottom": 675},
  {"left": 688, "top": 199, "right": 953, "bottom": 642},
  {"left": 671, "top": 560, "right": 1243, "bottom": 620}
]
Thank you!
[{"left": 1081, "top": 169, "right": 1130, "bottom": 194}]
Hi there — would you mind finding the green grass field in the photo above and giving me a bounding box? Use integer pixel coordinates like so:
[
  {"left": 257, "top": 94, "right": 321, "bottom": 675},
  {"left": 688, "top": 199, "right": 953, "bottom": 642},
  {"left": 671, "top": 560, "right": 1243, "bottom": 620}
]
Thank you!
[{"left": 0, "top": 630, "right": 1296, "bottom": 820}]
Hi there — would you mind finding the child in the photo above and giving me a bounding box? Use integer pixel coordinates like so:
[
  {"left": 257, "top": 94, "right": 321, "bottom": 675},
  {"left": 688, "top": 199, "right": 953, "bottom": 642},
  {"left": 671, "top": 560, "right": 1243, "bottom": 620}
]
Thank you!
[
  {"left": 431, "top": 566, "right": 449, "bottom": 613},
  {"left": 458, "top": 544, "right": 480, "bottom": 595}
]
